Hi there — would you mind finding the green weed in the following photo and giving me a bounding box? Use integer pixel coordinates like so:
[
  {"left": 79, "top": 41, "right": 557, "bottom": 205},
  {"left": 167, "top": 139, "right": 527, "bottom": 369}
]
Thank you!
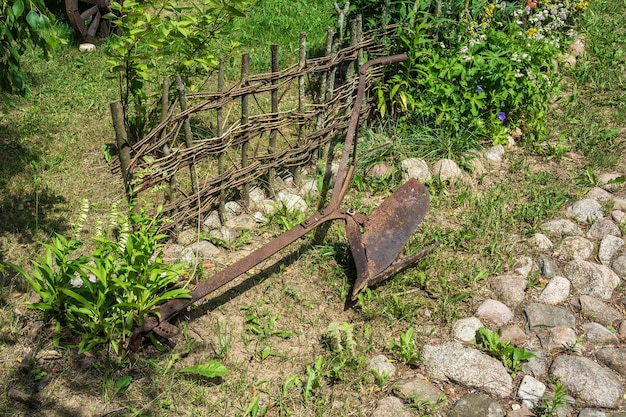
[
  {"left": 388, "top": 327, "right": 420, "bottom": 365},
  {"left": 475, "top": 327, "right": 535, "bottom": 377}
]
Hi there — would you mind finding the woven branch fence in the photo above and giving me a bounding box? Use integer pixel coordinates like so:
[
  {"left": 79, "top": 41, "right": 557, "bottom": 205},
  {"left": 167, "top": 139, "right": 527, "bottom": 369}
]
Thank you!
[{"left": 110, "top": 20, "right": 398, "bottom": 230}]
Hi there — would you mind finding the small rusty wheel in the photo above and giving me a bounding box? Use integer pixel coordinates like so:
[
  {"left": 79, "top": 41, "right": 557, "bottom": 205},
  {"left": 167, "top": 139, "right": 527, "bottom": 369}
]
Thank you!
[{"left": 65, "top": 0, "right": 117, "bottom": 44}]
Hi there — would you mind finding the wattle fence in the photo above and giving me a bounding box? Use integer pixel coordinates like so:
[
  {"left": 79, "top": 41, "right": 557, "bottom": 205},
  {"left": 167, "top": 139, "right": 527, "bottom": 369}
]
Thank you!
[{"left": 110, "top": 18, "right": 398, "bottom": 229}]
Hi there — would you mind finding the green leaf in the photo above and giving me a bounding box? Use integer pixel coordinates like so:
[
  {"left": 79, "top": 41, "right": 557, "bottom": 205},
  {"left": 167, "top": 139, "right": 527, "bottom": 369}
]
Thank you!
[
  {"left": 115, "top": 375, "right": 132, "bottom": 392},
  {"left": 12, "top": 0, "right": 25, "bottom": 18},
  {"left": 179, "top": 361, "right": 228, "bottom": 378}
]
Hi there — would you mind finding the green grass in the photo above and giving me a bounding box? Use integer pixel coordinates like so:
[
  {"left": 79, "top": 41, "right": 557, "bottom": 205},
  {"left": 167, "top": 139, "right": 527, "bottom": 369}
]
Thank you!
[{"left": 1, "top": 0, "right": 626, "bottom": 416}]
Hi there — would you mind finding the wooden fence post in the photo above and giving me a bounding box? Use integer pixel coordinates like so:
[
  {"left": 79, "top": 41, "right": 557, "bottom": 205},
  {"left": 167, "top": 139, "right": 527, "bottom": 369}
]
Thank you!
[
  {"left": 217, "top": 58, "right": 226, "bottom": 224},
  {"left": 160, "top": 76, "right": 178, "bottom": 203},
  {"left": 110, "top": 100, "right": 131, "bottom": 198},
  {"left": 240, "top": 53, "right": 250, "bottom": 207},
  {"left": 175, "top": 74, "right": 199, "bottom": 197},
  {"left": 295, "top": 31, "right": 306, "bottom": 186},
  {"left": 268, "top": 44, "right": 279, "bottom": 196}
]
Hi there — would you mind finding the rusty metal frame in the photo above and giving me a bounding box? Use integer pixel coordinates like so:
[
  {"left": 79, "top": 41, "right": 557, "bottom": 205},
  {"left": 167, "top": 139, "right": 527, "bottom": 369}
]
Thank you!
[{"left": 128, "top": 54, "right": 438, "bottom": 350}]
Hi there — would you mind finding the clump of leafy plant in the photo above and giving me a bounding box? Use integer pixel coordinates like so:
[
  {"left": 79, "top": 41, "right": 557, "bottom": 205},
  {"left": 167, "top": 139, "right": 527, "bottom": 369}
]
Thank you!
[
  {"left": 388, "top": 326, "right": 420, "bottom": 365},
  {"left": 11, "top": 201, "right": 191, "bottom": 355},
  {"left": 475, "top": 327, "right": 535, "bottom": 377},
  {"left": 535, "top": 379, "right": 569, "bottom": 417}
]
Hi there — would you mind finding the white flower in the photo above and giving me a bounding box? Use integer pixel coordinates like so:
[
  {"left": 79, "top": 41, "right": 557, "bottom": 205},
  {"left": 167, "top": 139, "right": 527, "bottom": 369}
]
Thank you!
[{"left": 70, "top": 273, "right": 84, "bottom": 288}]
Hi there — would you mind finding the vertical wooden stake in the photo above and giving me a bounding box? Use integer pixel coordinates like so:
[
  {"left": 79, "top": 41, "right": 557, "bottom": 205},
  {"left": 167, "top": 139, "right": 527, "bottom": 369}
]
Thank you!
[
  {"left": 160, "top": 76, "right": 177, "bottom": 203},
  {"left": 110, "top": 100, "right": 132, "bottom": 198},
  {"left": 295, "top": 32, "right": 307, "bottom": 186},
  {"left": 240, "top": 53, "right": 250, "bottom": 207},
  {"left": 268, "top": 44, "right": 279, "bottom": 197},
  {"left": 217, "top": 58, "right": 226, "bottom": 224},
  {"left": 175, "top": 74, "right": 199, "bottom": 196}
]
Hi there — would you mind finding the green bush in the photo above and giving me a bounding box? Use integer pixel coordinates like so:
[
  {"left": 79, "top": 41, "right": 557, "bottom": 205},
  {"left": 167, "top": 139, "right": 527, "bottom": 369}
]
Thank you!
[
  {"left": 10, "top": 202, "right": 190, "bottom": 355},
  {"left": 375, "top": 0, "right": 591, "bottom": 155},
  {"left": 0, "top": 0, "right": 60, "bottom": 95}
]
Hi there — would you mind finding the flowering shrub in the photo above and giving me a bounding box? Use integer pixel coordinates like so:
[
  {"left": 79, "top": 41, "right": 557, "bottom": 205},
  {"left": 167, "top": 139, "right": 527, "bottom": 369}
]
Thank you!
[{"left": 376, "top": 0, "right": 591, "bottom": 151}]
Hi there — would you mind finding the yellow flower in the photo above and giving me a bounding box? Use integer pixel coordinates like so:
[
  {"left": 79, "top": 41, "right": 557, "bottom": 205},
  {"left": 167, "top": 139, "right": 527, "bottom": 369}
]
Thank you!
[{"left": 526, "top": 27, "right": 538, "bottom": 38}]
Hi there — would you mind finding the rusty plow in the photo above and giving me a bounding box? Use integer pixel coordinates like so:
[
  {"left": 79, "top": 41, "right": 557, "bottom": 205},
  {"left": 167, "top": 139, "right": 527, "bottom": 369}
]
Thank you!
[{"left": 128, "top": 53, "right": 438, "bottom": 351}]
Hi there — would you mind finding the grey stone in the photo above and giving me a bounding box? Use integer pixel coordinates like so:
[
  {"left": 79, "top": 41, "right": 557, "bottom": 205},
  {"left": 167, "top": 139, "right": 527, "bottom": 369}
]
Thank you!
[
  {"left": 524, "top": 303, "right": 576, "bottom": 331},
  {"left": 368, "top": 355, "right": 396, "bottom": 378},
  {"left": 568, "top": 198, "right": 604, "bottom": 224},
  {"left": 613, "top": 197, "right": 626, "bottom": 211},
  {"left": 176, "top": 228, "right": 198, "bottom": 246},
  {"left": 539, "top": 256, "right": 559, "bottom": 279},
  {"left": 224, "top": 201, "right": 243, "bottom": 218},
  {"left": 538, "top": 276, "right": 571, "bottom": 305},
  {"left": 587, "top": 218, "right": 621, "bottom": 239},
  {"left": 596, "top": 348, "right": 626, "bottom": 378},
  {"left": 447, "top": 393, "right": 505, "bottom": 417},
  {"left": 498, "top": 325, "right": 528, "bottom": 346},
  {"left": 514, "top": 256, "right": 536, "bottom": 278},
  {"left": 432, "top": 158, "right": 463, "bottom": 182},
  {"left": 490, "top": 275, "right": 527, "bottom": 308},
  {"left": 400, "top": 158, "right": 432, "bottom": 183},
  {"left": 599, "top": 173, "right": 623, "bottom": 192},
  {"left": 587, "top": 187, "right": 614, "bottom": 203},
  {"left": 612, "top": 210, "right": 626, "bottom": 224},
  {"left": 249, "top": 186, "right": 266, "bottom": 203},
  {"left": 422, "top": 342, "right": 513, "bottom": 398},
  {"left": 540, "top": 219, "right": 584, "bottom": 237},
  {"left": 572, "top": 295, "right": 624, "bottom": 326},
  {"left": 209, "top": 227, "right": 240, "bottom": 244},
  {"left": 370, "top": 396, "right": 413, "bottom": 417},
  {"left": 452, "top": 317, "right": 484, "bottom": 342},
  {"left": 392, "top": 375, "right": 444, "bottom": 404},
  {"left": 79, "top": 43, "right": 96, "bottom": 52},
  {"left": 578, "top": 410, "right": 607, "bottom": 417},
  {"left": 300, "top": 179, "right": 318, "bottom": 196},
  {"left": 203, "top": 210, "right": 222, "bottom": 231},
  {"left": 598, "top": 235, "right": 624, "bottom": 265},
  {"left": 517, "top": 375, "right": 546, "bottom": 409},
  {"left": 225, "top": 214, "right": 258, "bottom": 231},
  {"left": 537, "top": 326, "right": 578, "bottom": 353},
  {"left": 251, "top": 211, "right": 268, "bottom": 224},
  {"left": 162, "top": 243, "right": 184, "bottom": 263},
  {"left": 467, "top": 156, "right": 486, "bottom": 177},
  {"left": 583, "top": 322, "right": 619, "bottom": 346},
  {"left": 563, "top": 259, "right": 620, "bottom": 299},
  {"left": 484, "top": 145, "right": 505, "bottom": 163},
  {"left": 549, "top": 355, "right": 624, "bottom": 408},
  {"left": 277, "top": 190, "right": 308, "bottom": 213},
  {"left": 256, "top": 199, "right": 278, "bottom": 215},
  {"left": 612, "top": 254, "right": 626, "bottom": 278},
  {"left": 523, "top": 349, "right": 548, "bottom": 378},
  {"left": 553, "top": 236, "right": 594, "bottom": 260},
  {"left": 180, "top": 240, "right": 221, "bottom": 263},
  {"left": 476, "top": 299, "right": 514, "bottom": 326},
  {"left": 533, "top": 233, "right": 554, "bottom": 250}
]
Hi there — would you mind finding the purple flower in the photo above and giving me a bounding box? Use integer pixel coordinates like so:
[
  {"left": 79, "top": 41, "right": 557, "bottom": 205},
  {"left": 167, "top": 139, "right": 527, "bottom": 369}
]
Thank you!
[
  {"left": 476, "top": 86, "right": 484, "bottom": 92},
  {"left": 497, "top": 111, "right": 506, "bottom": 121}
]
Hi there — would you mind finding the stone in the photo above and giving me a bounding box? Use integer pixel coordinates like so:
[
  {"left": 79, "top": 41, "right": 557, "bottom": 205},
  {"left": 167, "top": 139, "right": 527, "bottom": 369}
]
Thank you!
[
  {"left": 180, "top": 240, "right": 221, "bottom": 263},
  {"left": 614, "top": 197, "right": 626, "bottom": 211},
  {"left": 612, "top": 254, "right": 626, "bottom": 278},
  {"left": 422, "top": 342, "right": 513, "bottom": 398},
  {"left": 300, "top": 179, "right": 318, "bottom": 196},
  {"left": 392, "top": 375, "right": 444, "bottom": 403},
  {"left": 203, "top": 211, "right": 222, "bottom": 231},
  {"left": 249, "top": 187, "right": 266, "bottom": 203},
  {"left": 484, "top": 145, "right": 505, "bottom": 164},
  {"left": 467, "top": 156, "right": 486, "bottom": 177},
  {"left": 447, "top": 393, "right": 505, "bottom": 417},
  {"left": 599, "top": 173, "right": 623, "bottom": 192},
  {"left": 524, "top": 303, "right": 576, "bottom": 331},
  {"left": 539, "top": 256, "right": 559, "bottom": 279},
  {"left": 498, "top": 325, "right": 528, "bottom": 346},
  {"left": 224, "top": 201, "right": 243, "bottom": 218},
  {"left": 432, "top": 158, "right": 463, "bottom": 182},
  {"left": 533, "top": 233, "right": 554, "bottom": 250},
  {"left": 572, "top": 295, "right": 624, "bottom": 326},
  {"left": 583, "top": 322, "right": 619, "bottom": 346},
  {"left": 537, "top": 326, "right": 578, "bottom": 353},
  {"left": 550, "top": 355, "right": 624, "bottom": 408},
  {"left": 476, "top": 299, "right": 514, "bottom": 326},
  {"left": 517, "top": 375, "right": 546, "bottom": 409},
  {"left": 523, "top": 349, "right": 548, "bottom": 378},
  {"left": 567, "top": 199, "right": 603, "bottom": 224},
  {"left": 400, "top": 158, "right": 432, "bottom": 183},
  {"left": 538, "top": 276, "right": 571, "bottom": 305},
  {"left": 490, "top": 275, "right": 527, "bottom": 308},
  {"left": 370, "top": 396, "right": 413, "bottom": 417},
  {"left": 209, "top": 227, "right": 239, "bottom": 244},
  {"left": 368, "top": 355, "right": 396, "bottom": 378},
  {"left": 553, "top": 236, "right": 594, "bottom": 260},
  {"left": 587, "top": 187, "right": 613, "bottom": 203},
  {"left": 587, "top": 218, "right": 621, "bottom": 239},
  {"left": 514, "top": 256, "right": 536, "bottom": 278},
  {"left": 612, "top": 210, "right": 626, "bottom": 224},
  {"left": 563, "top": 259, "right": 620, "bottom": 299},
  {"left": 540, "top": 219, "right": 584, "bottom": 237},
  {"left": 176, "top": 228, "right": 198, "bottom": 246},
  {"left": 225, "top": 214, "right": 259, "bottom": 231},
  {"left": 578, "top": 410, "right": 607, "bottom": 417},
  {"left": 79, "top": 43, "right": 96, "bottom": 52},
  {"left": 598, "top": 235, "right": 624, "bottom": 265},
  {"left": 368, "top": 163, "right": 393, "bottom": 178},
  {"left": 277, "top": 190, "right": 308, "bottom": 213},
  {"left": 162, "top": 243, "right": 184, "bottom": 263},
  {"left": 596, "top": 348, "right": 626, "bottom": 378},
  {"left": 452, "top": 317, "right": 484, "bottom": 342}
]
